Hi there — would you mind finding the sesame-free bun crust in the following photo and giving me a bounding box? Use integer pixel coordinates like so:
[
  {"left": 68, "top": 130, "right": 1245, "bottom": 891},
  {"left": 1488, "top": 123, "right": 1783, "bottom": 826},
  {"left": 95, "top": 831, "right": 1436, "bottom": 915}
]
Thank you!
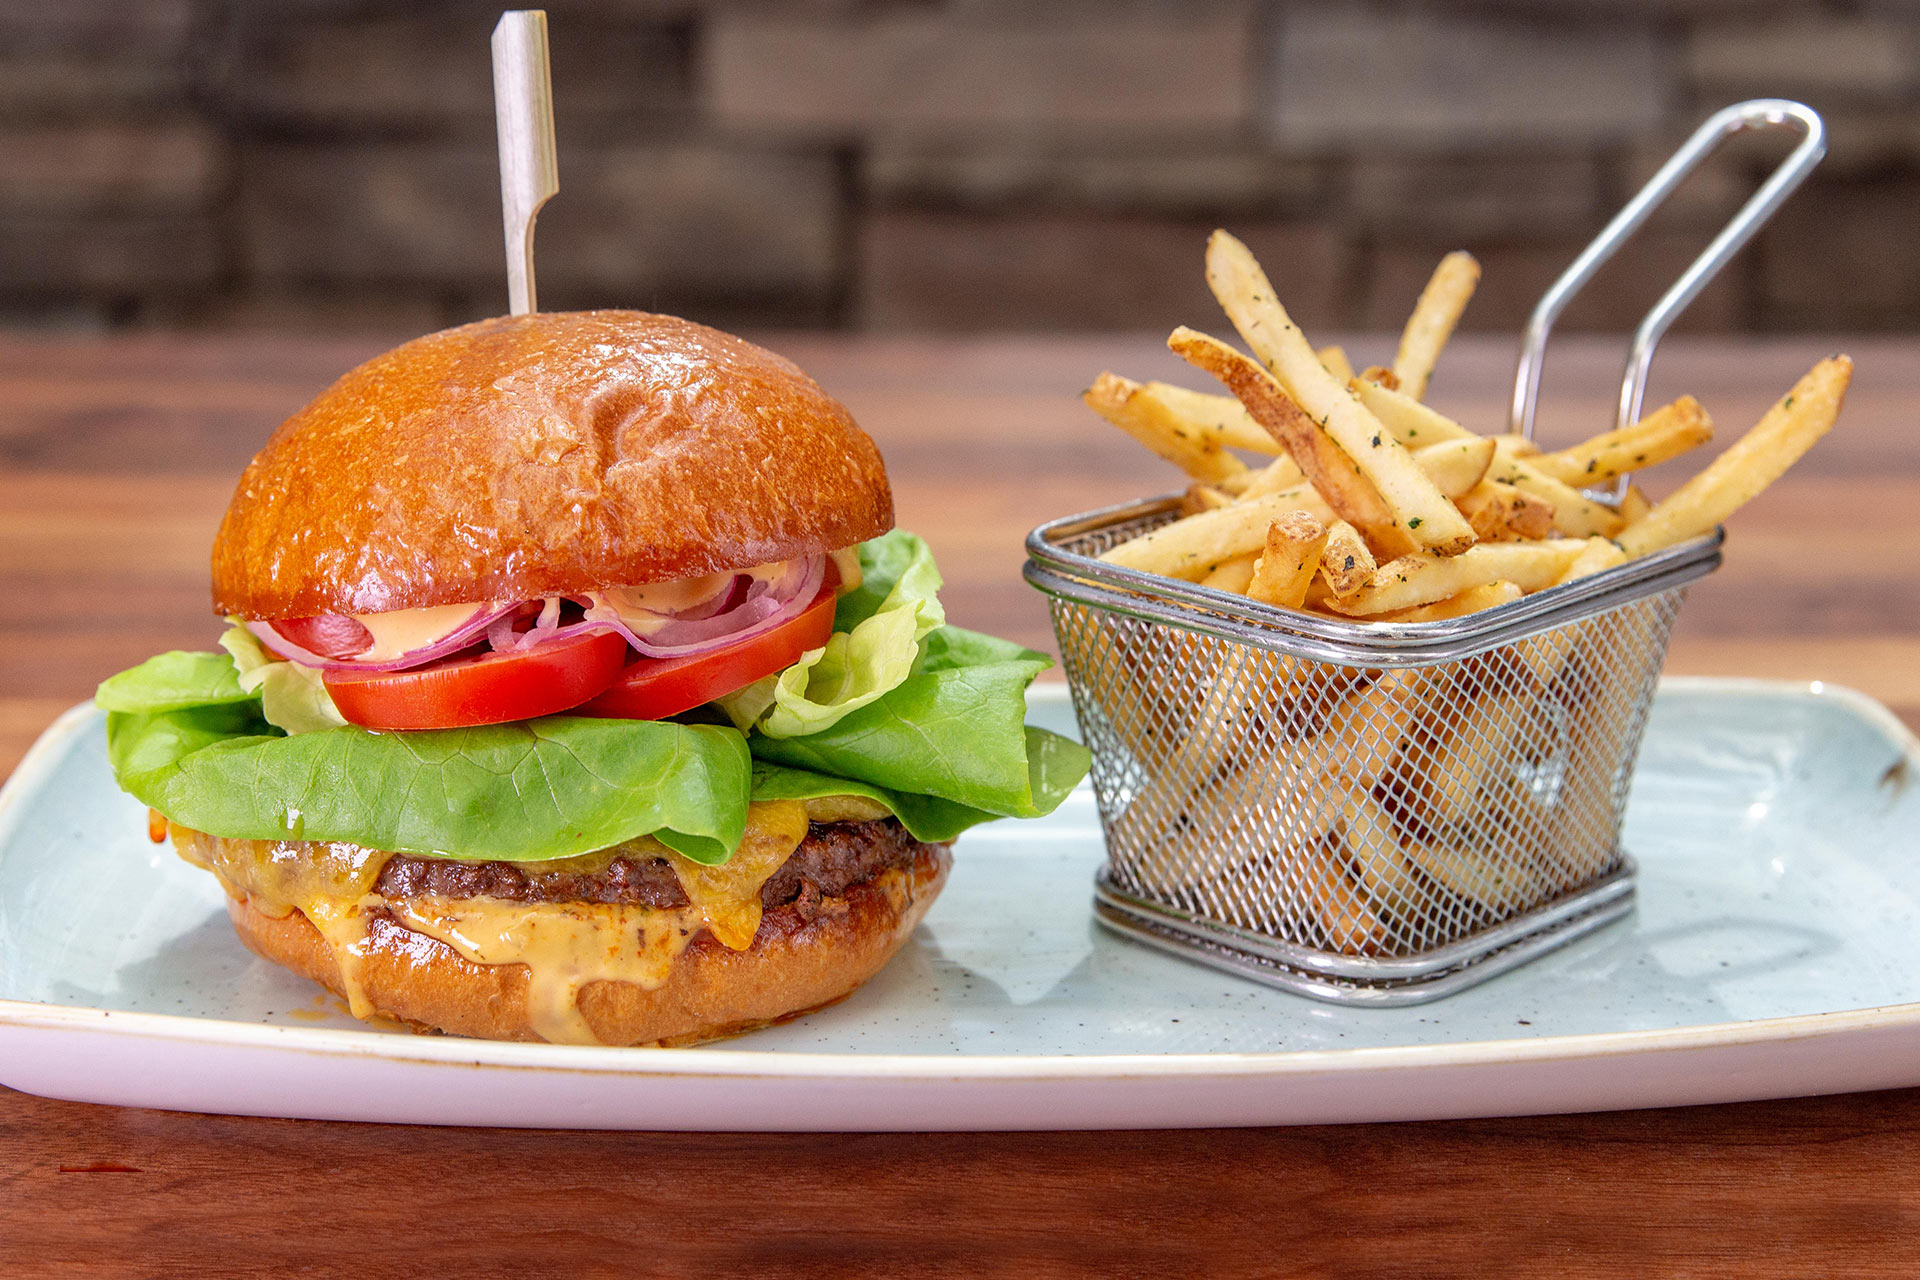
[
  {"left": 212, "top": 311, "right": 893, "bottom": 619},
  {"left": 224, "top": 846, "right": 949, "bottom": 1047}
]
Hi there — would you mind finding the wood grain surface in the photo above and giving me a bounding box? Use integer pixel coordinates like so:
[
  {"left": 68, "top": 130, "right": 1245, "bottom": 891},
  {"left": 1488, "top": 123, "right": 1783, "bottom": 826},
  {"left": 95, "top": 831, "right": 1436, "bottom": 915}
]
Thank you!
[{"left": 4, "top": 331, "right": 1918, "bottom": 1275}]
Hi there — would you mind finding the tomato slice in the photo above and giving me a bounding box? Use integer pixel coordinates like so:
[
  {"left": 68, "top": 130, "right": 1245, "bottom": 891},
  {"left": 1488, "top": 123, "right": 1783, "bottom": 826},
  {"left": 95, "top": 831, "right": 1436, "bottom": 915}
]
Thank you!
[
  {"left": 578, "top": 584, "right": 838, "bottom": 721},
  {"left": 323, "top": 629, "right": 628, "bottom": 731}
]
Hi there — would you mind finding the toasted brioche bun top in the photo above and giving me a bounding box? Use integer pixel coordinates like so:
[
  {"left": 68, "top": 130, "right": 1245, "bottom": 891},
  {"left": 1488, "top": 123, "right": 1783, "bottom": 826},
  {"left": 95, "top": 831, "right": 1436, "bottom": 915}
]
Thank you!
[{"left": 212, "top": 310, "right": 893, "bottom": 619}]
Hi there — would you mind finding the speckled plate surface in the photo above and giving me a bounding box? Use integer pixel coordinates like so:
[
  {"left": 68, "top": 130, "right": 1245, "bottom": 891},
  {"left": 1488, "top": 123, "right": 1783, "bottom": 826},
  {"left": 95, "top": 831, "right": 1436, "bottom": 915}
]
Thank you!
[{"left": 3, "top": 679, "right": 1920, "bottom": 1130}]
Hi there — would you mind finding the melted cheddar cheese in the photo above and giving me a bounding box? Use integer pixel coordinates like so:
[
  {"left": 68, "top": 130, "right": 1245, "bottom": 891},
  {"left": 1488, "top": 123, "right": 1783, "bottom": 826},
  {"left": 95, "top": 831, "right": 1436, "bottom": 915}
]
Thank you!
[
  {"left": 173, "top": 828, "right": 392, "bottom": 1017},
  {"left": 666, "top": 798, "right": 807, "bottom": 950},
  {"left": 387, "top": 896, "right": 706, "bottom": 1045},
  {"left": 171, "top": 797, "right": 849, "bottom": 1044}
]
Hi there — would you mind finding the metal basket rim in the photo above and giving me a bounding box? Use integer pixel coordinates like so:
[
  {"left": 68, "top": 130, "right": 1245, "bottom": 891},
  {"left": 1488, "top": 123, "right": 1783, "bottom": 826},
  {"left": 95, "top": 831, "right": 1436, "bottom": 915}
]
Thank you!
[
  {"left": 1093, "top": 861, "right": 1636, "bottom": 982},
  {"left": 1025, "top": 493, "right": 1722, "bottom": 665}
]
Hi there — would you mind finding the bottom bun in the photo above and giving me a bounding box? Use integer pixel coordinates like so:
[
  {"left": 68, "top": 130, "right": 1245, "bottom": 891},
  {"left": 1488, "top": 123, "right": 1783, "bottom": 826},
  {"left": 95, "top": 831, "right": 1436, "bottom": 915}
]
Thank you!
[{"left": 225, "top": 842, "right": 949, "bottom": 1047}]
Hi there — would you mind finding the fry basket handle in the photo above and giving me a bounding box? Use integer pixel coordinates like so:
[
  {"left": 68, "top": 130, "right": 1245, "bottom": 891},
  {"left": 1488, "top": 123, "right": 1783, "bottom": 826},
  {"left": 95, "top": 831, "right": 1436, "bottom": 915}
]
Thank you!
[{"left": 1510, "top": 99, "right": 1826, "bottom": 440}]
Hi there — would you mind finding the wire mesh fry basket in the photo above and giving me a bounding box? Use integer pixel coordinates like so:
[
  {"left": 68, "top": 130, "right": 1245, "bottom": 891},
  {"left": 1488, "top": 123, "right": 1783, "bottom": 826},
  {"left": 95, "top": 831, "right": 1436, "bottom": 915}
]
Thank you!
[
  {"left": 1026, "top": 100, "right": 1824, "bottom": 1005},
  {"left": 1030, "top": 504, "right": 1719, "bottom": 1003}
]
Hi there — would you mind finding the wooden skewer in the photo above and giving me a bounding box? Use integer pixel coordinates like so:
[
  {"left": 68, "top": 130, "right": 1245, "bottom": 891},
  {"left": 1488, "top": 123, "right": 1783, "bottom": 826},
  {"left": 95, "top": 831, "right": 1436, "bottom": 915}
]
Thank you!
[{"left": 491, "top": 10, "right": 558, "bottom": 316}]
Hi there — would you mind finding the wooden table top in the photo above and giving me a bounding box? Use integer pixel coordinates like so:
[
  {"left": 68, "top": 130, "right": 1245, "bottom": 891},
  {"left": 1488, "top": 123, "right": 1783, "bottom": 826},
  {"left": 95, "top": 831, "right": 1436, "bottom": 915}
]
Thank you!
[{"left": 4, "top": 330, "right": 1919, "bottom": 1273}]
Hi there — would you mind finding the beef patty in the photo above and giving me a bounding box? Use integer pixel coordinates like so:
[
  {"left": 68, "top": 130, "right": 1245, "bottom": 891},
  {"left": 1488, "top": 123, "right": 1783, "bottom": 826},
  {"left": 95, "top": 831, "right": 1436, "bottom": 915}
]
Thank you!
[{"left": 374, "top": 818, "right": 942, "bottom": 911}]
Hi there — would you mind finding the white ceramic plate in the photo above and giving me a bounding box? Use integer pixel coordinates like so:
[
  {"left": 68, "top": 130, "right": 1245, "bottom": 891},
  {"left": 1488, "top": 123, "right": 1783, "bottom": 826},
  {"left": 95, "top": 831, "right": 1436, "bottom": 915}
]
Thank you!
[{"left": 3, "top": 679, "right": 1919, "bottom": 1130}]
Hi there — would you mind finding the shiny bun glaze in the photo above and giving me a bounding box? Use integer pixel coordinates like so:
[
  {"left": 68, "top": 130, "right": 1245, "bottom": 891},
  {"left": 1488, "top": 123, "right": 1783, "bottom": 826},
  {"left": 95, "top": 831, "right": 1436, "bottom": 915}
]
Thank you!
[{"left": 212, "top": 311, "right": 894, "bottom": 619}]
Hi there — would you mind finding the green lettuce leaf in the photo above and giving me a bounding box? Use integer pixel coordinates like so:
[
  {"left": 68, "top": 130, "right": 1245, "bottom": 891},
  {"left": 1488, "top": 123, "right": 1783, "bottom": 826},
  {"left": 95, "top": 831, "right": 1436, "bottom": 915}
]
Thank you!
[
  {"left": 218, "top": 623, "right": 349, "bottom": 735},
  {"left": 96, "top": 650, "right": 254, "bottom": 714},
  {"left": 106, "top": 705, "right": 752, "bottom": 864},
  {"left": 718, "top": 530, "right": 945, "bottom": 738},
  {"left": 751, "top": 761, "right": 1012, "bottom": 845},
  {"left": 747, "top": 626, "right": 1090, "bottom": 821}
]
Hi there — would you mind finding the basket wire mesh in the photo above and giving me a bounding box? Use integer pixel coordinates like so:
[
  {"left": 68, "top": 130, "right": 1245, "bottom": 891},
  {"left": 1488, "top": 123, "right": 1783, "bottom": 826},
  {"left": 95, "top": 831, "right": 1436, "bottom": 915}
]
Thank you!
[
  {"left": 1030, "top": 501, "right": 1714, "bottom": 1003},
  {"left": 1025, "top": 99, "right": 1820, "bottom": 1003}
]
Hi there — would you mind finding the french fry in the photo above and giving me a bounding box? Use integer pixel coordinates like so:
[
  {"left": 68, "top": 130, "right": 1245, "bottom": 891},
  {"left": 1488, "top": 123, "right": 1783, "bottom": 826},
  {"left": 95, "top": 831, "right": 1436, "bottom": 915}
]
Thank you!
[
  {"left": 1180, "top": 483, "right": 1232, "bottom": 515},
  {"left": 1313, "top": 668, "right": 1428, "bottom": 787},
  {"left": 1509, "top": 627, "right": 1572, "bottom": 690},
  {"left": 1488, "top": 433, "right": 1541, "bottom": 458},
  {"left": 1359, "top": 365, "right": 1400, "bottom": 390},
  {"left": 1531, "top": 396, "right": 1714, "bottom": 486},
  {"left": 1215, "top": 471, "right": 1254, "bottom": 497},
  {"left": 1493, "top": 537, "right": 1625, "bottom": 687},
  {"left": 1372, "top": 580, "right": 1523, "bottom": 623},
  {"left": 1392, "top": 250, "right": 1480, "bottom": 401},
  {"left": 1456, "top": 479, "right": 1556, "bottom": 543},
  {"left": 1139, "top": 381, "right": 1279, "bottom": 454},
  {"left": 1180, "top": 814, "right": 1375, "bottom": 946},
  {"left": 1098, "top": 486, "right": 1332, "bottom": 580},
  {"left": 1114, "top": 769, "right": 1246, "bottom": 896},
  {"left": 1084, "top": 373, "right": 1252, "bottom": 486},
  {"left": 1205, "top": 231, "right": 1476, "bottom": 555},
  {"left": 1488, "top": 441, "right": 1626, "bottom": 538},
  {"left": 1319, "top": 519, "right": 1376, "bottom": 597},
  {"left": 1391, "top": 686, "right": 1556, "bottom": 832},
  {"left": 1250, "top": 433, "right": 1485, "bottom": 503},
  {"left": 1411, "top": 436, "right": 1496, "bottom": 500},
  {"left": 1247, "top": 512, "right": 1327, "bottom": 609},
  {"left": 1509, "top": 538, "right": 1631, "bottom": 685},
  {"left": 1325, "top": 541, "right": 1587, "bottom": 617},
  {"left": 1149, "top": 386, "right": 1282, "bottom": 457},
  {"left": 1350, "top": 377, "right": 1476, "bottom": 447},
  {"left": 1301, "top": 852, "right": 1389, "bottom": 956},
  {"left": 1555, "top": 536, "right": 1627, "bottom": 586},
  {"left": 1337, "top": 787, "right": 1427, "bottom": 923},
  {"left": 1317, "top": 344, "right": 1355, "bottom": 382},
  {"left": 1169, "top": 326, "right": 1414, "bottom": 557},
  {"left": 1113, "top": 655, "right": 1291, "bottom": 826},
  {"left": 1237, "top": 454, "right": 1307, "bottom": 500},
  {"left": 1454, "top": 482, "right": 1504, "bottom": 541},
  {"left": 1197, "top": 657, "right": 1376, "bottom": 784},
  {"left": 1401, "top": 838, "right": 1550, "bottom": 916},
  {"left": 1215, "top": 645, "right": 1353, "bottom": 767},
  {"left": 1505, "top": 484, "right": 1557, "bottom": 539},
  {"left": 1618, "top": 484, "right": 1652, "bottom": 523},
  {"left": 1199, "top": 551, "right": 1259, "bottom": 593},
  {"left": 1617, "top": 356, "right": 1852, "bottom": 557},
  {"left": 1545, "top": 635, "right": 1661, "bottom": 886},
  {"left": 1116, "top": 652, "right": 1370, "bottom": 899},
  {"left": 1359, "top": 377, "right": 1577, "bottom": 565}
]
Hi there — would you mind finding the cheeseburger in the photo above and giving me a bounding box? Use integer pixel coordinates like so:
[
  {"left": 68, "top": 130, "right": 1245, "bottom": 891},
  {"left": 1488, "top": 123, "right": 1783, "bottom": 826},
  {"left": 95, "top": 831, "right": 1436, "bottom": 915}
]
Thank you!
[{"left": 97, "top": 311, "right": 1086, "bottom": 1046}]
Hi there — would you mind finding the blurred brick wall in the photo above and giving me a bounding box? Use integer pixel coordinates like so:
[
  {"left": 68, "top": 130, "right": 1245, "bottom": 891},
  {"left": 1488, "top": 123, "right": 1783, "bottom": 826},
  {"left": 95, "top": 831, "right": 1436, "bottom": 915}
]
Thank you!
[{"left": 3, "top": 0, "right": 1916, "bottom": 333}]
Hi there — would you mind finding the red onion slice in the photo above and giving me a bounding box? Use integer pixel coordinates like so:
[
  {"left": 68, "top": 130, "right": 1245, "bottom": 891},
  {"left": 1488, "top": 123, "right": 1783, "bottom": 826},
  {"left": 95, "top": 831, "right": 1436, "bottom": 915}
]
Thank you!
[
  {"left": 586, "top": 555, "right": 827, "bottom": 659},
  {"left": 486, "top": 599, "right": 558, "bottom": 653},
  {"left": 492, "top": 616, "right": 623, "bottom": 654},
  {"left": 248, "top": 601, "right": 519, "bottom": 672},
  {"left": 246, "top": 555, "right": 831, "bottom": 674},
  {"left": 484, "top": 599, "right": 628, "bottom": 656}
]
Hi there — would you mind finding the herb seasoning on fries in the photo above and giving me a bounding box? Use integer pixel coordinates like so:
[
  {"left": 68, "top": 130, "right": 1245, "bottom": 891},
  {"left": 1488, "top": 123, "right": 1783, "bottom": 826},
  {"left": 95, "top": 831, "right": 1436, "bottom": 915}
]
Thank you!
[{"left": 1086, "top": 229, "right": 1851, "bottom": 620}]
